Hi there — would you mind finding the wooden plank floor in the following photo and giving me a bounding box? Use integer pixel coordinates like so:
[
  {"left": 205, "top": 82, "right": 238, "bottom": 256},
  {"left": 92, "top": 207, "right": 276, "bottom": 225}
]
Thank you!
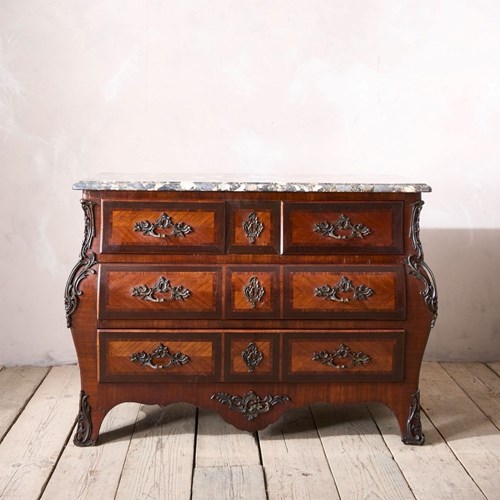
[{"left": 0, "top": 363, "right": 498, "bottom": 499}]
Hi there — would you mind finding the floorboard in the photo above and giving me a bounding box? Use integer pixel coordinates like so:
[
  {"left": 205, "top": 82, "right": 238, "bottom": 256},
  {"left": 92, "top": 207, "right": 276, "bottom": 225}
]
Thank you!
[
  {"left": 369, "top": 402, "right": 486, "bottom": 500},
  {"left": 312, "top": 403, "right": 415, "bottom": 499},
  {"left": 0, "top": 366, "right": 79, "bottom": 499},
  {"left": 115, "top": 403, "right": 196, "bottom": 500},
  {"left": 440, "top": 362, "right": 500, "bottom": 430},
  {"left": 486, "top": 362, "right": 500, "bottom": 377},
  {"left": 259, "top": 406, "right": 340, "bottom": 500},
  {"left": 192, "top": 465, "right": 266, "bottom": 500},
  {"left": 420, "top": 362, "right": 500, "bottom": 499},
  {"left": 0, "top": 362, "right": 497, "bottom": 500},
  {"left": 0, "top": 366, "right": 49, "bottom": 442},
  {"left": 41, "top": 403, "right": 140, "bottom": 500},
  {"left": 196, "top": 409, "right": 261, "bottom": 467}
]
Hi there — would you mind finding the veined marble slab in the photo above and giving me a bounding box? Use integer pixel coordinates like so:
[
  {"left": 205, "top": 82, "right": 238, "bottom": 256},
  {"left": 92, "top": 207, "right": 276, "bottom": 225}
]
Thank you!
[{"left": 73, "top": 174, "right": 431, "bottom": 192}]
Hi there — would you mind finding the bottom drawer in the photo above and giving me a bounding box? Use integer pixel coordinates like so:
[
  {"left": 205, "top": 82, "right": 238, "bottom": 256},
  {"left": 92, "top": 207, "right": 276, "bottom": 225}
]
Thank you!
[
  {"left": 283, "top": 330, "right": 404, "bottom": 382},
  {"left": 98, "top": 330, "right": 221, "bottom": 383}
]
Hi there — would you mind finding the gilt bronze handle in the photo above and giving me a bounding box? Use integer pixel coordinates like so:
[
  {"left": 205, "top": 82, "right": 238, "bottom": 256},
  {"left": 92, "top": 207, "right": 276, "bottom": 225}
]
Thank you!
[
  {"left": 243, "top": 276, "right": 265, "bottom": 308},
  {"left": 241, "top": 342, "right": 264, "bottom": 372},
  {"left": 314, "top": 276, "right": 374, "bottom": 303},
  {"left": 313, "top": 214, "right": 371, "bottom": 240},
  {"left": 242, "top": 212, "right": 264, "bottom": 243},
  {"left": 312, "top": 343, "right": 371, "bottom": 369},
  {"left": 130, "top": 343, "right": 190, "bottom": 370},
  {"left": 134, "top": 212, "right": 193, "bottom": 239},
  {"left": 132, "top": 276, "right": 191, "bottom": 303}
]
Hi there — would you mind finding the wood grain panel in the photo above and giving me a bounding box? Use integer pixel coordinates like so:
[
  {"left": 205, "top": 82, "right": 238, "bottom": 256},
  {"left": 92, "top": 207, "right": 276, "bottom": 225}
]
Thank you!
[
  {"left": 226, "top": 201, "right": 280, "bottom": 254},
  {"left": 225, "top": 266, "right": 280, "bottom": 319},
  {"left": 98, "top": 331, "right": 221, "bottom": 382},
  {"left": 102, "top": 201, "right": 225, "bottom": 253},
  {"left": 284, "top": 265, "right": 405, "bottom": 319},
  {"left": 283, "top": 201, "right": 403, "bottom": 254},
  {"left": 99, "top": 265, "right": 222, "bottom": 319},
  {"left": 224, "top": 333, "right": 279, "bottom": 381},
  {"left": 283, "top": 331, "right": 404, "bottom": 382}
]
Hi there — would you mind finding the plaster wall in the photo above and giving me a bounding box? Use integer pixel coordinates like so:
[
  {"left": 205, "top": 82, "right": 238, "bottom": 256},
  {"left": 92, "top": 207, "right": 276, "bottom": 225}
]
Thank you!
[{"left": 1, "top": 1, "right": 499, "bottom": 365}]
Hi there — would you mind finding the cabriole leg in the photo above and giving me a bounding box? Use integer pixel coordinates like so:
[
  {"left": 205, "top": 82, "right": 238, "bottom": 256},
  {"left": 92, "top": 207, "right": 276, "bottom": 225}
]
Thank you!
[
  {"left": 401, "top": 389, "right": 425, "bottom": 445},
  {"left": 73, "top": 390, "right": 105, "bottom": 447}
]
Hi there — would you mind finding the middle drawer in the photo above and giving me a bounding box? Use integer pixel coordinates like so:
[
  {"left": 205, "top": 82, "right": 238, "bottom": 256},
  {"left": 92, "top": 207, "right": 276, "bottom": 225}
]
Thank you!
[
  {"left": 284, "top": 265, "right": 406, "bottom": 320},
  {"left": 99, "top": 264, "right": 406, "bottom": 320}
]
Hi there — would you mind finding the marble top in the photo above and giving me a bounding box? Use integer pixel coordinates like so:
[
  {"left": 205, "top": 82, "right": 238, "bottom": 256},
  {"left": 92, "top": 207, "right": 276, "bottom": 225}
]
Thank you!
[{"left": 73, "top": 174, "right": 431, "bottom": 193}]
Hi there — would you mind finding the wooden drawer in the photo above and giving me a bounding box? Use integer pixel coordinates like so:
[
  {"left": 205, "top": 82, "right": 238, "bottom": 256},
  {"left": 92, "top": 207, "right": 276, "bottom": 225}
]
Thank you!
[
  {"left": 98, "top": 265, "right": 222, "bottom": 319},
  {"left": 282, "top": 331, "right": 404, "bottom": 382},
  {"left": 282, "top": 202, "right": 403, "bottom": 254},
  {"left": 226, "top": 201, "right": 280, "bottom": 254},
  {"left": 284, "top": 265, "right": 406, "bottom": 319},
  {"left": 225, "top": 266, "right": 280, "bottom": 319},
  {"left": 224, "top": 333, "right": 279, "bottom": 381},
  {"left": 98, "top": 330, "right": 221, "bottom": 382},
  {"left": 101, "top": 201, "right": 225, "bottom": 253}
]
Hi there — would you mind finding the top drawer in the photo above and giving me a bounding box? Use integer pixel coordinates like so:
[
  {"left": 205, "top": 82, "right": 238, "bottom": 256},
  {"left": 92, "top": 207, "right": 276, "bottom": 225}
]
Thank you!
[
  {"left": 226, "top": 201, "right": 280, "bottom": 254},
  {"left": 282, "top": 202, "right": 404, "bottom": 254},
  {"left": 101, "top": 201, "right": 225, "bottom": 253}
]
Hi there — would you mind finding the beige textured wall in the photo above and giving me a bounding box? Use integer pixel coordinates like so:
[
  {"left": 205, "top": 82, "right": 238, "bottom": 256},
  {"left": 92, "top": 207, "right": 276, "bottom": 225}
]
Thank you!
[{"left": 1, "top": 1, "right": 499, "bottom": 365}]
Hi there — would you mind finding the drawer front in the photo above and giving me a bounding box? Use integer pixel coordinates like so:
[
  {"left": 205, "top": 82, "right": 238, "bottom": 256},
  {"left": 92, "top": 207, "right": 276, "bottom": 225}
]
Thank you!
[
  {"left": 98, "top": 331, "right": 221, "bottom": 382},
  {"left": 224, "top": 333, "right": 279, "bottom": 381},
  {"left": 226, "top": 201, "right": 280, "bottom": 254},
  {"left": 284, "top": 266, "right": 405, "bottom": 319},
  {"left": 225, "top": 266, "right": 280, "bottom": 319},
  {"left": 102, "top": 201, "right": 225, "bottom": 253},
  {"left": 283, "top": 331, "right": 404, "bottom": 382},
  {"left": 282, "top": 202, "right": 403, "bottom": 254},
  {"left": 98, "top": 265, "right": 222, "bottom": 319}
]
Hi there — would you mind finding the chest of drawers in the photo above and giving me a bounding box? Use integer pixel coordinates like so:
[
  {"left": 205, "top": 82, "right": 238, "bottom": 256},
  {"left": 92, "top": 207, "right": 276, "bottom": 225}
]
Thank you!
[{"left": 65, "top": 179, "right": 437, "bottom": 446}]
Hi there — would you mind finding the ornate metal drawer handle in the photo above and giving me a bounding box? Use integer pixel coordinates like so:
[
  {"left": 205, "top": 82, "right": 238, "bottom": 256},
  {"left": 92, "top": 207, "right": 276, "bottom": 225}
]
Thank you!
[
  {"left": 134, "top": 212, "right": 193, "bottom": 239},
  {"left": 242, "top": 342, "right": 264, "bottom": 372},
  {"left": 312, "top": 343, "right": 371, "bottom": 369},
  {"left": 243, "top": 276, "right": 265, "bottom": 308},
  {"left": 132, "top": 276, "right": 191, "bottom": 303},
  {"left": 242, "top": 212, "right": 264, "bottom": 243},
  {"left": 314, "top": 276, "right": 374, "bottom": 303},
  {"left": 211, "top": 391, "right": 290, "bottom": 420},
  {"left": 130, "top": 343, "right": 190, "bottom": 370},
  {"left": 313, "top": 214, "right": 371, "bottom": 240}
]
